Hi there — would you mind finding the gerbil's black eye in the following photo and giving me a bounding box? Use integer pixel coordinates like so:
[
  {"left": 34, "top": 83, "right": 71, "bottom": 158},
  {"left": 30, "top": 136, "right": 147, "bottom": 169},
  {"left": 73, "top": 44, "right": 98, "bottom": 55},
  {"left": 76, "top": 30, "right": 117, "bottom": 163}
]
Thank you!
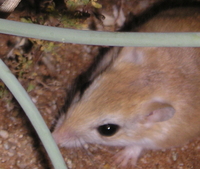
[{"left": 97, "top": 124, "right": 119, "bottom": 137}]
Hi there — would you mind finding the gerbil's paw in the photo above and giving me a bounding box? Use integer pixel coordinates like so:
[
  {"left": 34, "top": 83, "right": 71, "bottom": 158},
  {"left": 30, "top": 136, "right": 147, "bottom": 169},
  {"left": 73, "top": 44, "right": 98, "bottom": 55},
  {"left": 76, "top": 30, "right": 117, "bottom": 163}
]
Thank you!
[{"left": 114, "top": 146, "right": 142, "bottom": 167}]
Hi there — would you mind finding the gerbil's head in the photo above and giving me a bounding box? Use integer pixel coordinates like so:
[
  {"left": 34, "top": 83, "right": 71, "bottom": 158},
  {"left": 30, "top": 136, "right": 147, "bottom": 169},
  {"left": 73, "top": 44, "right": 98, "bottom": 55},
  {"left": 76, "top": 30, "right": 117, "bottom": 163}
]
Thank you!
[{"left": 52, "top": 47, "right": 176, "bottom": 148}]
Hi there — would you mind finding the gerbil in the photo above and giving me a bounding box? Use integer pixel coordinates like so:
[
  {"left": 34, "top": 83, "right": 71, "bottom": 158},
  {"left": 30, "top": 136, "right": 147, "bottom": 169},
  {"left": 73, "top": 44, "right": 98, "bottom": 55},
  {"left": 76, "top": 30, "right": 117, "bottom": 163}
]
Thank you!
[{"left": 53, "top": 7, "right": 200, "bottom": 166}]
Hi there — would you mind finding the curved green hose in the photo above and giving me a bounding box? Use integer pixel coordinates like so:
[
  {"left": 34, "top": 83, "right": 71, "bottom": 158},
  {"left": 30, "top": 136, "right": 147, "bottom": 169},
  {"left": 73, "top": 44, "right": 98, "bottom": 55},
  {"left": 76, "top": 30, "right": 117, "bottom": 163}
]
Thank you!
[
  {"left": 0, "top": 60, "right": 68, "bottom": 169},
  {"left": 0, "top": 19, "right": 200, "bottom": 47}
]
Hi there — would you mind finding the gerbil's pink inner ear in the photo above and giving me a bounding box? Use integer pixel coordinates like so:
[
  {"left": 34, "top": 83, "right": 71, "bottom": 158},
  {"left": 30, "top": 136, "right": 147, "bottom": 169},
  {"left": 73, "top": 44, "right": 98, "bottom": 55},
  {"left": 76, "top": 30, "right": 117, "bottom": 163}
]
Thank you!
[{"left": 144, "top": 103, "right": 175, "bottom": 123}]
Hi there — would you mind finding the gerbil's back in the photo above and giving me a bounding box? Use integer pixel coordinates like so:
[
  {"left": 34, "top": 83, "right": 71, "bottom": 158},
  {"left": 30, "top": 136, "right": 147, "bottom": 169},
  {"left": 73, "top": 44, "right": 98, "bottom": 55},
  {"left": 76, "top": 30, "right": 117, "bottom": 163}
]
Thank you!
[{"left": 138, "top": 7, "right": 200, "bottom": 32}]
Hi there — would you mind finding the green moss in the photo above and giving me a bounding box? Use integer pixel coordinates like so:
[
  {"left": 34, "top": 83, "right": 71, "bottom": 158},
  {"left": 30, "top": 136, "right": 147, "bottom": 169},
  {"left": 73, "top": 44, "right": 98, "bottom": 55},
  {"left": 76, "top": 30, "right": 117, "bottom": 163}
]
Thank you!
[{"left": 27, "top": 83, "right": 35, "bottom": 92}]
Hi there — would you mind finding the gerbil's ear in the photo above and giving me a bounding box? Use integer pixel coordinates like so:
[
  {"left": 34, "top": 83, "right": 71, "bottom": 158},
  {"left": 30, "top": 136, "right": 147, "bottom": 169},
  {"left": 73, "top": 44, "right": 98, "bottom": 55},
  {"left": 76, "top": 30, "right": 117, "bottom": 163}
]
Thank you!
[
  {"left": 117, "top": 47, "right": 145, "bottom": 64},
  {"left": 143, "top": 102, "right": 175, "bottom": 123}
]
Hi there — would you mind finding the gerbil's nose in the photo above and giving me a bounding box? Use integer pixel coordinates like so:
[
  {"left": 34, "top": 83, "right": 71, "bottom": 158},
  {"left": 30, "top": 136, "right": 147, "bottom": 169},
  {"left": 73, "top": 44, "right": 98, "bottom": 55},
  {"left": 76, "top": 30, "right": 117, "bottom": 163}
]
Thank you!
[{"left": 52, "top": 130, "right": 61, "bottom": 145}]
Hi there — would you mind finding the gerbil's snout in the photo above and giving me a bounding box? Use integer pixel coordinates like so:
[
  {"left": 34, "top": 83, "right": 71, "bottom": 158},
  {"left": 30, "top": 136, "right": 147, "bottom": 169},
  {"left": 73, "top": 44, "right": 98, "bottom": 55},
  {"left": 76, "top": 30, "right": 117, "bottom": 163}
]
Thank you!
[
  {"left": 52, "top": 112, "right": 89, "bottom": 148},
  {"left": 52, "top": 126, "right": 84, "bottom": 148},
  {"left": 52, "top": 118, "right": 77, "bottom": 147},
  {"left": 52, "top": 125, "right": 67, "bottom": 146},
  {"left": 52, "top": 129, "right": 61, "bottom": 145}
]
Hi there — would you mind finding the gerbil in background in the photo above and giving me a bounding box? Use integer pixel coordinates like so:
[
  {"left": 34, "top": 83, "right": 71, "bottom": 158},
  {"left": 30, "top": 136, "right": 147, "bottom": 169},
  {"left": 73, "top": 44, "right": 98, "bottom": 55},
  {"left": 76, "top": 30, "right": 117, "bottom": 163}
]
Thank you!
[{"left": 52, "top": 7, "right": 200, "bottom": 167}]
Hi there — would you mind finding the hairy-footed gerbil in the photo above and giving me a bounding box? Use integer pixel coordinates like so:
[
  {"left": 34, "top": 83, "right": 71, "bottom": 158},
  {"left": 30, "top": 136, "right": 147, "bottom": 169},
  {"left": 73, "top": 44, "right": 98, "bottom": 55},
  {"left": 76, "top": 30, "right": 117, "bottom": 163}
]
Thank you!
[{"left": 53, "top": 7, "right": 200, "bottom": 166}]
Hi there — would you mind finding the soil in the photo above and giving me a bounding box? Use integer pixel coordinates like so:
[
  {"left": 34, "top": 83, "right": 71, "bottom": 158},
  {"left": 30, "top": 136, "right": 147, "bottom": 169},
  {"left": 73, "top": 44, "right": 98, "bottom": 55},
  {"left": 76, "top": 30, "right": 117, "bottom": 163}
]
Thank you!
[{"left": 0, "top": 0, "right": 200, "bottom": 169}]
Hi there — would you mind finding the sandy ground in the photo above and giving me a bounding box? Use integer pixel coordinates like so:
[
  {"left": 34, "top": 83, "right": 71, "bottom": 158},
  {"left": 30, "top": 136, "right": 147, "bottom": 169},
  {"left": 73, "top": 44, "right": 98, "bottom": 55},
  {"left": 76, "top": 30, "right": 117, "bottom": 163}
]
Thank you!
[{"left": 0, "top": 0, "right": 200, "bottom": 168}]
